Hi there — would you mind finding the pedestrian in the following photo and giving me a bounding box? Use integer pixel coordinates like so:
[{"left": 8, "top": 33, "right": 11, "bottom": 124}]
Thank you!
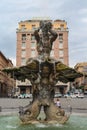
[{"left": 56, "top": 98, "right": 61, "bottom": 108}]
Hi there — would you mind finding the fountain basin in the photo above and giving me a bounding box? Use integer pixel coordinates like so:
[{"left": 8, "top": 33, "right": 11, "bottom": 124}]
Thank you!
[{"left": 0, "top": 114, "right": 87, "bottom": 130}]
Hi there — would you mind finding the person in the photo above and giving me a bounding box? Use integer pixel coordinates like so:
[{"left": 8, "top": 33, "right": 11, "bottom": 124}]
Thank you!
[{"left": 56, "top": 98, "right": 61, "bottom": 108}]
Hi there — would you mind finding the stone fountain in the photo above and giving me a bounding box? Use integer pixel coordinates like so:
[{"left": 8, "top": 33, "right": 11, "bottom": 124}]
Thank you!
[{"left": 3, "top": 21, "right": 82, "bottom": 125}]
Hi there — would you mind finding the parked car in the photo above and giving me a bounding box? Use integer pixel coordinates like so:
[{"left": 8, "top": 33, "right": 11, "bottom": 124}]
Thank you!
[
  {"left": 71, "top": 92, "right": 84, "bottom": 98},
  {"left": 12, "top": 94, "right": 18, "bottom": 98},
  {"left": 25, "top": 94, "right": 33, "bottom": 98},
  {"left": 54, "top": 92, "right": 62, "bottom": 98},
  {"left": 75, "top": 92, "right": 84, "bottom": 98},
  {"left": 18, "top": 94, "right": 26, "bottom": 99},
  {"left": 70, "top": 93, "right": 77, "bottom": 98},
  {"left": 18, "top": 93, "right": 33, "bottom": 99},
  {"left": 12, "top": 92, "right": 20, "bottom": 98},
  {"left": 64, "top": 94, "right": 70, "bottom": 98},
  {"left": 84, "top": 91, "right": 87, "bottom": 95}
]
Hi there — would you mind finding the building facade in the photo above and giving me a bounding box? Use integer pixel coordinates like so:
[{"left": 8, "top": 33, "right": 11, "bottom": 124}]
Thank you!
[
  {"left": 16, "top": 18, "right": 69, "bottom": 66},
  {"left": 16, "top": 18, "right": 69, "bottom": 94},
  {"left": 0, "top": 51, "right": 15, "bottom": 97},
  {"left": 74, "top": 62, "right": 87, "bottom": 92}
]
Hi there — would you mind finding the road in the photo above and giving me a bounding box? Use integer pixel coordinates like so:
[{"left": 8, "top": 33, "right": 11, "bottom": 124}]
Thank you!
[
  {"left": 60, "top": 97, "right": 87, "bottom": 113},
  {"left": 0, "top": 98, "right": 87, "bottom": 114}
]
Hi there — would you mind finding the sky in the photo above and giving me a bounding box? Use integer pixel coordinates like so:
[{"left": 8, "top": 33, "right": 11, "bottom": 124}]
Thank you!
[{"left": 0, "top": 0, "right": 87, "bottom": 68}]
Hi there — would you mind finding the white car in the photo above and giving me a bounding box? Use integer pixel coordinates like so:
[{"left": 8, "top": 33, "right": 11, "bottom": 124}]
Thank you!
[
  {"left": 54, "top": 92, "right": 62, "bottom": 98},
  {"left": 76, "top": 93, "right": 84, "bottom": 98},
  {"left": 18, "top": 94, "right": 26, "bottom": 99},
  {"left": 70, "top": 94, "right": 76, "bottom": 98},
  {"left": 18, "top": 93, "right": 33, "bottom": 99},
  {"left": 71, "top": 93, "right": 84, "bottom": 98},
  {"left": 25, "top": 94, "right": 33, "bottom": 98},
  {"left": 64, "top": 94, "right": 70, "bottom": 98}
]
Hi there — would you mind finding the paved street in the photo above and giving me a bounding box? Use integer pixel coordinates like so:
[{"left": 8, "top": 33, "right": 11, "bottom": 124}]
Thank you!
[
  {"left": 60, "top": 97, "right": 87, "bottom": 113},
  {"left": 0, "top": 98, "right": 32, "bottom": 113},
  {"left": 0, "top": 98, "right": 87, "bottom": 114}
]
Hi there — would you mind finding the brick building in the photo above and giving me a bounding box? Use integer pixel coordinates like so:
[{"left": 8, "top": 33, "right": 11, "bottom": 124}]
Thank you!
[
  {"left": 16, "top": 18, "right": 69, "bottom": 94},
  {"left": 74, "top": 62, "right": 87, "bottom": 92},
  {"left": 16, "top": 18, "right": 69, "bottom": 66},
  {"left": 0, "top": 51, "right": 15, "bottom": 97}
]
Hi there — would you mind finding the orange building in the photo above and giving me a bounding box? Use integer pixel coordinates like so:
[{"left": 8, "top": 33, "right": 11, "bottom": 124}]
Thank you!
[
  {"left": 16, "top": 18, "right": 69, "bottom": 66},
  {"left": 0, "top": 51, "right": 15, "bottom": 97},
  {"left": 16, "top": 18, "right": 69, "bottom": 94}
]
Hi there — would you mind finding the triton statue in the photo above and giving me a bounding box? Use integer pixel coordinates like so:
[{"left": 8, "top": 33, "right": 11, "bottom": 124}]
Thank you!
[
  {"left": 34, "top": 21, "right": 57, "bottom": 58},
  {"left": 3, "top": 21, "right": 83, "bottom": 124}
]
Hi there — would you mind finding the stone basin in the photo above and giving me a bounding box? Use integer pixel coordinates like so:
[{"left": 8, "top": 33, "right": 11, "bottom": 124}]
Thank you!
[{"left": 0, "top": 114, "right": 87, "bottom": 130}]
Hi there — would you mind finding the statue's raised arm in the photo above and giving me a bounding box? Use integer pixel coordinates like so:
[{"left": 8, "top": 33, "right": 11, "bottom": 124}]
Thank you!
[{"left": 34, "top": 21, "right": 58, "bottom": 58}]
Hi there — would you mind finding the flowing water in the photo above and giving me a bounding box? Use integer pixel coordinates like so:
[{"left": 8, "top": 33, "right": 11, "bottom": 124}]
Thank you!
[{"left": 0, "top": 115, "right": 87, "bottom": 130}]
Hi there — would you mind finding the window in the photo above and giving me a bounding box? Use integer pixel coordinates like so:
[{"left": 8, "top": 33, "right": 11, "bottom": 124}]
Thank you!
[
  {"left": 21, "top": 50, "right": 26, "bottom": 57},
  {"left": 59, "top": 50, "right": 64, "bottom": 57},
  {"left": 31, "top": 42, "right": 36, "bottom": 49},
  {"left": 50, "top": 50, "right": 54, "bottom": 57},
  {"left": 59, "top": 57, "right": 64, "bottom": 63},
  {"left": 21, "top": 25, "right": 25, "bottom": 28},
  {"left": 21, "top": 25, "right": 26, "bottom": 30},
  {"left": 59, "top": 33, "right": 63, "bottom": 40},
  {"left": 31, "top": 50, "right": 36, "bottom": 57},
  {"left": 60, "top": 24, "right": 64, "bottom": 30},
  {"left": 59, "top": 41, "right": 63, "bottom": 49},
  {"left": 31, "top": 35, "right": 35, "bottom": 41},
  {"left": 32, "top": 25, "right": 36, "bottom": 30},
  {"left": 21, "top": 58, "right": 26, "bottom": 65},
  {"left": 22, "top": 42, "right": 26, "bottom": 48},
  {"left": 22, "top": 34, "right": 26, "bottom": 40},
  {"left": 27, "top": 34, "right": 30, "bottom": 40},
  {"left": 60, "top": 24, "right": 64, "bottom": 27}
]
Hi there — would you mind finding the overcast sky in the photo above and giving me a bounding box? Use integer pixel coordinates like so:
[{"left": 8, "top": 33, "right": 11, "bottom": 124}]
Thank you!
[{"left": 0, "top": 0, "right": 87, "bottom": 67}]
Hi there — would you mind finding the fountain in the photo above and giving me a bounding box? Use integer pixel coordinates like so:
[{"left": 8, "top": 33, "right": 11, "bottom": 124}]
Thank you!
[{"left": 3, "top": 21, "right": 82, "bottom": 125}]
